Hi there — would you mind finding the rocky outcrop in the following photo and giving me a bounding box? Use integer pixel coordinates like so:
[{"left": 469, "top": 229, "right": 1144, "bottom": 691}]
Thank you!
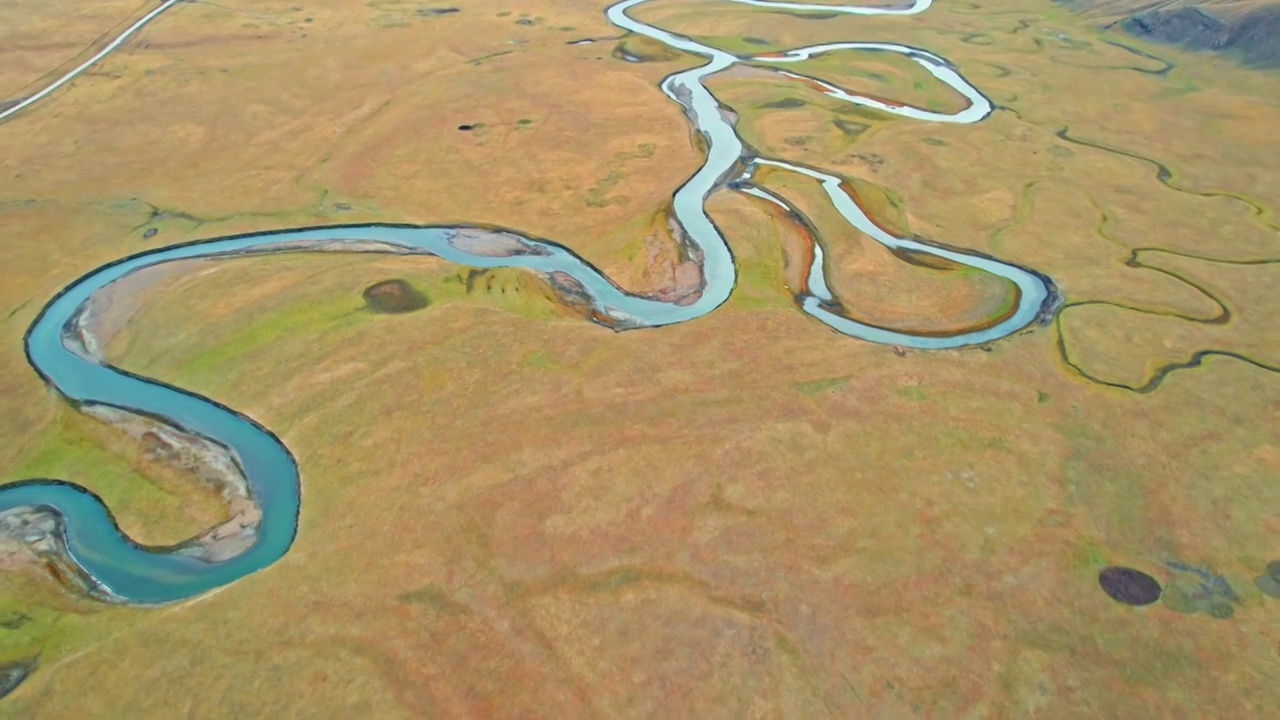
[
  {"left": 1121, "top": 5, "right": 1280, "bottom": 67},
  {"left": 1059, "top": 0, "right": 1280, "bottom": 69},
  {"left": 1227, "top": 5, "right": 1280, "bottom": 67},
  {"left": 1121, "top": 7, "right": 1229, "bottom": 50}
]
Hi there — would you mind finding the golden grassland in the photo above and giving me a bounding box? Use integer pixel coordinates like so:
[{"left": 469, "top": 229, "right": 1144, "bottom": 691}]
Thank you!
[
  {"left": 0, "top": 0, "right": 1278, "bottom": 716},
  {"left": 0, "top": 0, "right": 145, "bottom": 100}
]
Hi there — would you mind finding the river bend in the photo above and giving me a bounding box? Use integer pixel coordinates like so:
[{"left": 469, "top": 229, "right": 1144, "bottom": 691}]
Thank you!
[{"left": 0, "top": 0, "right": 1054, "bottom": 604}]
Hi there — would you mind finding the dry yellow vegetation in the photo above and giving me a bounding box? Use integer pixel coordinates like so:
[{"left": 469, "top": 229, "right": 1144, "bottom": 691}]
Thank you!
[{"left": 0, "top": 0, "right": 1278, "bottom": 716}]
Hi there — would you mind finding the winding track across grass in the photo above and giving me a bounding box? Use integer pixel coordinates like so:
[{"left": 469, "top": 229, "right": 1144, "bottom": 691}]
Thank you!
[{"left": 0, "top": 0, "right": 184, "bottom": 124}]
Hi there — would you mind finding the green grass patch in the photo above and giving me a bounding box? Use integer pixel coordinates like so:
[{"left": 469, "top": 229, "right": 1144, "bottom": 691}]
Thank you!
[
  {"left": 399, "top": 584, "right": 469, "bottom": 614},
  {"left": 522, "top": 350, "right": 560, "bottom": 369},
  {"left": 178, "top": 292, "right": 367, "bottom": 385},
  {"left": 793, "top": 376, "right": 850, "bottom": 396},
  {"left": 5, "top": 411, "right": 213, "bottom": 544}
]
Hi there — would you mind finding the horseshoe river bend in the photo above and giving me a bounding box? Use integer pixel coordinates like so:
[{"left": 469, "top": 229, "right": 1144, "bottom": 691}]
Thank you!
[{"left": 0, "top": 0, "right": 1055, "bottom": 605}]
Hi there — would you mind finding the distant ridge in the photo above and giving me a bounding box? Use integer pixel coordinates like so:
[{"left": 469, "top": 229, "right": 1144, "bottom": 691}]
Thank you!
[{"left": 1054, "top": 0, "right": 1280, "bottom": 68}]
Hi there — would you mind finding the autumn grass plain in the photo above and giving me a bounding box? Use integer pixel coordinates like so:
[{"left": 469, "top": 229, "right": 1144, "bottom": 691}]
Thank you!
[{"left": 0, "top": 0, "right": 1278, "bottom": 716}]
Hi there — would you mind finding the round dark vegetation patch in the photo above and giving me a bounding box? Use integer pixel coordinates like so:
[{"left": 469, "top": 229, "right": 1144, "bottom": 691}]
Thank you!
[
  {"left": 1255, "top": 560, "right": 1280, "bottom": 598},
  {"left": 1099, "top": 566, "right": 1162, "bottom": 606},
  {"left": 363, "top": 279, "right": 427, "bottom": 314}
]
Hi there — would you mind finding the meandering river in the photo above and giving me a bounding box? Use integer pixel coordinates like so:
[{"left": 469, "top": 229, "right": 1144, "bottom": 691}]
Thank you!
[{"left": 0, "top": 0, "right": 1054, "bottom": 604}]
